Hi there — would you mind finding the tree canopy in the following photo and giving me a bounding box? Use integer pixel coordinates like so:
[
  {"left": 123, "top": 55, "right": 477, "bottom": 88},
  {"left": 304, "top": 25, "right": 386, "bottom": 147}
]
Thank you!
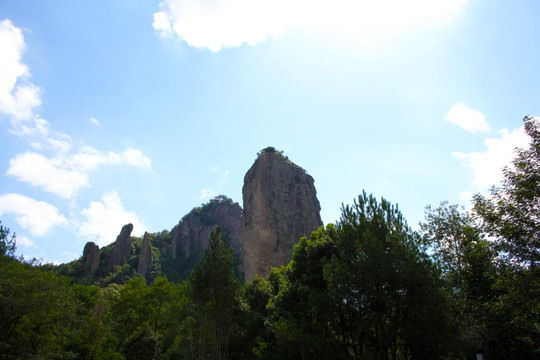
[{"left": 474, "top": 116, "right": 540, "bottom": 268}]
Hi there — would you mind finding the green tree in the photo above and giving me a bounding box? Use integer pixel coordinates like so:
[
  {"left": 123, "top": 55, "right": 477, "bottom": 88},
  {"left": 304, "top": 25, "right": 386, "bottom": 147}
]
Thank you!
[
  {"left": 270, "top": 225, "right": 341, "bottom": 360},
  {"left": 421, "top": 202, "right": 497, "bottom": 357},
  {"left": 0, "top": 221, "right": 16, "bottom": 259},
  {"left": 326, "top": 192, "right": 451, "bottom": 360},
  {"left": 0, "top": 257, "right": 77, "bottom": 358},
  {"left": 106, "top": 275, "right": 189, "bottom": 358},
  {"left": 472, "top": 115, "right": 540, "bottom": 358},
  {"left": 420, "top": 202, "right": 481, "bottom": 285},
  {"left": 189, "top": 226, "right": 240, "bottom": 360},
  {"left": 110, "top": 276, "right": 150, "bottom": 342},
  {"left": 147, "top": 276, "right": 190, "bottom": 355},
  {"left": 268, "top": 194, "right": 451, "bottom": 360},
  {"left": 484, "top": 264, "right": 540, "bottom": 359},
  {"left": 120, "top": 324, "right": 159, "bottom": 360},
  {"left": 238, "top": 275, "right": 274, "bottom": 360},
  {"left": 64, "top": 284, "right": 108, "bottom": 360},
  {"left": 474, "top": 115, "right": 540, "bottom": 268}
]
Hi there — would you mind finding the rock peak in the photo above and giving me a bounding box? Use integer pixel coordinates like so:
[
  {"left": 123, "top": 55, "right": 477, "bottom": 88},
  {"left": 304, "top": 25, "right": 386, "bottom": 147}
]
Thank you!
[
  {"left": 137, "top": 232, "right": 152, "bottom": 276},
  {"left": 81, "top": 241, "right": 100, "bottom": 276},
  {"left": 162, "top": 196, "right": 242, "bottom": 280},
  {"left": 107, "top": 223, "right": 134, "bottom": 268},
  {"left": 241, "top": 149, "right": 322, "bottom": 280}
]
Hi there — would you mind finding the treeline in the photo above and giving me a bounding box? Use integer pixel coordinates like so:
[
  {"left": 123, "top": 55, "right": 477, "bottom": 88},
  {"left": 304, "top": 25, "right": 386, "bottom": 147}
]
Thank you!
[{"left": 1, "top": 116, "right": 539, "bottom": 359}]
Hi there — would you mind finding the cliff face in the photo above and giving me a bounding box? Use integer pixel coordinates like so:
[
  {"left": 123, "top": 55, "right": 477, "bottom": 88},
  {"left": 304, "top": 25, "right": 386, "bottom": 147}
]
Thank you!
[
  {"left": 68, "top": 149, "right": 323, "bottom": 284},
  {"left": 241, "top": 148, "right": 323, "bottom": 280},
  {"left": 137, "top": 232, "right": 152, "bottom": 276},
  {"left": 107, "top": 223, "right": 134, "bottom": 268},
  {"left": 165, "top": 196, "right": 242, "bottom": 272},
  {"left": 81, "top": 241, "right": 100, "bottom": 276}
]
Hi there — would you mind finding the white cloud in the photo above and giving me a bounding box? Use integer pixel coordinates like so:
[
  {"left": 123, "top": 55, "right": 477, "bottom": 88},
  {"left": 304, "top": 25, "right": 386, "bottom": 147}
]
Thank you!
[
  {"left": 17, "top": 235, "right": 37, "bottom": 248},
  {"left": 0, "top": 193, "right": 67, "bottom": 236},
  {"left": 153, "top": 11, "right": 174, "bottom": 38},
  {"left": 0, "top": 20, "right": 68, "bottom": 144},
  {"left": 0, "top": 19, "right": 153, "bottom": 259},
  {"left": 445, "top": 102, "right": 490, "bottom": 133},
  {"left": 154, "top": 0, "right": 468, "bottom": 51},
  {"left": 200, "top": 188, "right": 216, "bottom": 199},
  {"left": 46, "top": 134, "right": 72, "bottom": 154},
  {"left": 12, "top": 116, "right": 49, "bottom": 136},
  {"left": 154, "top": 0, "right": 289, "bottom": 52},
  {"left": 453, "top": 127, "right": 530, "bottom": 190},
  {"left": 459, "top": 191, "right": 473, "bottom": 203},
  {"left": 7, "top": 152, "right": 89, "bottom": 198},
  {"left": 79, "top": 191, "right": 147, "bottom": 247},
  {"left": 65, "top": 146, "right": 152, "bottom": 172},
  {"left": 1, "top": 21, "right": 152, "bottom": 200},
  {"left": 0, "top": 19, "right": 42, "bottom": 121},
  {"left": 29, "top": 141, "right": 43, "bottom": 150},
  {"left": 120, "top": 148, "right": 152, "bottom": 168},
  {"left": 7, "top": 147, "right": 152, "bottom": 199},
  {"left": 9, "top": 115, "right": 74, "bottom": 154}
]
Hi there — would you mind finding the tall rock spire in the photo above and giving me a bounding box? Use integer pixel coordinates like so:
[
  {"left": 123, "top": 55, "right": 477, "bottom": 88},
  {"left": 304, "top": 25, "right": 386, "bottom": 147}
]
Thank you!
[
  {"left": 137, "top": 232, "right": 152, "bottom": 276},
  {"left": 241, "top": 147, "right": 323, "bottom": 280},
  {"left": 81, "top": 241, "right": 100, "bottom": 276},
  {"left": 107, "top": 223, "right": 134, "bottom": 268}
]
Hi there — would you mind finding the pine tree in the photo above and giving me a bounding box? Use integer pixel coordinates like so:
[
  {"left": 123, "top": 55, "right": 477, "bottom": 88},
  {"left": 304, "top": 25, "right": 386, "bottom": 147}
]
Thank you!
[{"left": 190, "top": 227, "right": 240, "bottom": 360}]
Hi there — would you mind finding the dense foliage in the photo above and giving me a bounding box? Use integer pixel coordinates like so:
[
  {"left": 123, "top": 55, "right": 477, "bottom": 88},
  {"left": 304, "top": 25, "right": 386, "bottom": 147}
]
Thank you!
[
  {"left": 1, "top": 117, "right": 538, "bottom": 359},
  {"left": 474, "top": 115, "right": 540, "bottom": 268}
]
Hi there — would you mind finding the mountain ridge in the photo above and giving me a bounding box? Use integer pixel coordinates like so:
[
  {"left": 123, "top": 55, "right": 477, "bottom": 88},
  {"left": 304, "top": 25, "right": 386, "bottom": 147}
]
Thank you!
[{"left": 58, "top": 148, "right": 322, "bottom": 284}]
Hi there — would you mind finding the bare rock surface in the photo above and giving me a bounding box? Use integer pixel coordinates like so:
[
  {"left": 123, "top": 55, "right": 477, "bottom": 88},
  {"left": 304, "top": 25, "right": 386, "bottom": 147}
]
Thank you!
[
  {"left": 137, "top": 232, "right": 152, "bottom": 276},
  {"left": 81, "top": 241, "right": 100, "bottom": 276},
  {"left": 241, "top": 148, "right": 323, "bottom": 280},
  {"left": 107, "top": 223, "right": 134, "bottom": 268},
  {"left": 72, "top": 148, "right": 322, "bottom": 283},
  {"left": 166, "top": 196, "right": 243, "bottom": 261}
]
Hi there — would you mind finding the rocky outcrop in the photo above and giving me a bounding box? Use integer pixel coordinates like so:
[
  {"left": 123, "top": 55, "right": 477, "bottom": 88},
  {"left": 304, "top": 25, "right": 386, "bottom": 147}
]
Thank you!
[
  {"left": 107, "top": 223, "right": 134, "bottom": 268},
  {"left": 68, "top": 149, "right": 323, "bottom": 283},
  {"left": 137, "top": 232, "right": 152, "bottom": 276},
  {"left": 168, "top": 196, "right": 242, "bottom": 258},
  {"left": 163, "top": 196, "right": 242, "bottom": 278},
  {"left": 81, "top": 241, "right": 100, "bottom": 276},
  {"left": 241, "top": 147, "right": 323, "bottom": 280}
]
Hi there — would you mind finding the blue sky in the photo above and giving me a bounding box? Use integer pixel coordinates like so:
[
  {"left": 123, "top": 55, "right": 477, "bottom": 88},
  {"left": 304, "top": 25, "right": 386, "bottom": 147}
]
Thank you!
[{"left": 1, "top": 0, "right": 539, "bottom": 264}]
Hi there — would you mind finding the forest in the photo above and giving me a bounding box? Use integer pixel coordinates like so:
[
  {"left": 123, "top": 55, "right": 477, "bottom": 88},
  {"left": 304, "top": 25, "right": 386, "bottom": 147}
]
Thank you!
[{"left": 1, "top": 116, "right": 539, "bottom": 360}]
